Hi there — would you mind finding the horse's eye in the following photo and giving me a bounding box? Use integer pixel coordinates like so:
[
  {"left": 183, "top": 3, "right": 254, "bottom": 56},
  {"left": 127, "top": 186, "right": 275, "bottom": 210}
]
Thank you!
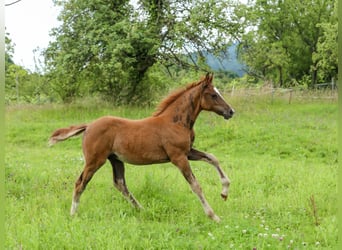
[{"left": 212, "top": 94, "right": 218, "bottom": 99}]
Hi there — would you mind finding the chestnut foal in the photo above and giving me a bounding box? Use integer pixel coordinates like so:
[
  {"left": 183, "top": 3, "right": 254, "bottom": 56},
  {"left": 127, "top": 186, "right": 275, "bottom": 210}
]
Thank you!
[{"left": 49, "top": 73, "right": 234, "bottom": 222}]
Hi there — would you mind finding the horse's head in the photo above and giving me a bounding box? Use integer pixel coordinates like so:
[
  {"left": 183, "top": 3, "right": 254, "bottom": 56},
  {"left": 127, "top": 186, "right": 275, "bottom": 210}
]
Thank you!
[{"left": 200, "top": 73, "right": 235, "bottom": 120}]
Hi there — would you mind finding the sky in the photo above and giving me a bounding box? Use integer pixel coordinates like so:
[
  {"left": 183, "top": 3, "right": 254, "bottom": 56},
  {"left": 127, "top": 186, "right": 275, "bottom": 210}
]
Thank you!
[{"left": 5, "top": 0, "right": 60, "bottom": 71}]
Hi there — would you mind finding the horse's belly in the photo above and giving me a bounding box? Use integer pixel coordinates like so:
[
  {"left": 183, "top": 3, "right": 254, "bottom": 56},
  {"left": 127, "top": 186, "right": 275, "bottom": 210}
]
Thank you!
[
  {"left": 115, "top": 151, "right": 169, "bottom": 165},
  {"left": 107, "top": 117, "right": 183, "bottom": 165},
  {"left": 112, "top": 138, "right": 170, "bottom": 165}
]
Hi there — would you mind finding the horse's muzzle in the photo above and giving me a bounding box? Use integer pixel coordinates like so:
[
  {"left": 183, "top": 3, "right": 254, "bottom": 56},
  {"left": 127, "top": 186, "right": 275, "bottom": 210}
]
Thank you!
[{"left": 223, "top": 109, "right": 235, "bottom": 120}]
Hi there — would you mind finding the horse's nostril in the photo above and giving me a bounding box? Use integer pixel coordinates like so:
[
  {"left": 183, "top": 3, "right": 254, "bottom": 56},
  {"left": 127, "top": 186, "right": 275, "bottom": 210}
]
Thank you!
[{"left": 230, "top": 109, "right": 235, "bottom": 116}]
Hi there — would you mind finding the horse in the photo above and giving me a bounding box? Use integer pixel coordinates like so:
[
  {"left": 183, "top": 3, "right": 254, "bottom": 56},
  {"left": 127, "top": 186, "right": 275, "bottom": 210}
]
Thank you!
[{"left": 49, "top": 73, "right": 234, "bottom": 222}]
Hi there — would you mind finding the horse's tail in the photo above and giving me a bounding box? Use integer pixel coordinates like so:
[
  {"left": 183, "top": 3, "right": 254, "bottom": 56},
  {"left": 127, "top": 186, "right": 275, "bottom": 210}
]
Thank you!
[{"left": 48, "top": 124, "right": 87, "bottom": 146}]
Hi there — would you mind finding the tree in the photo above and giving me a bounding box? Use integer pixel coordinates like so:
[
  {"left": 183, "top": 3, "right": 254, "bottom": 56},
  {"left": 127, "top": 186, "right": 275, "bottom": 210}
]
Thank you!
[
  {"left": 45, "top": 0, "right": 132, "bottom": 102},
  {"left": 5, "top": 33, "right": 51, "bottom": 103},
  {"left": 313, "top": 2, "right": 338, "bottom": 82},
  {"left": 139, "top": 0, "right": 242, "bottom": 67},
  {"left": 5, "top": 33, "right": 25, "bottom": 102},
  {"left": 44, "top": 0, "right": 241, "bottom": 104},
  {"left": 5, "top": 33, "right": 14, "bottom": 70},
  {"left": 236, "top": 0, "right": 337, "bottom": 87}
]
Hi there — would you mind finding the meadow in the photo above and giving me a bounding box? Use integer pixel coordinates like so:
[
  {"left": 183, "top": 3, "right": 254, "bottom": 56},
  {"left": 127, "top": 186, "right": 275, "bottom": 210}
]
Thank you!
[{"left": 5, "top": 92, "right": 337, "bottom": 249}]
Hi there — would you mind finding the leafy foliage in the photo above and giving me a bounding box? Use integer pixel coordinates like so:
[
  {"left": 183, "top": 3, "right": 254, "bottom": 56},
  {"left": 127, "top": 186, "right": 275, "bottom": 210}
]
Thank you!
[
  {"left": 313, "top": 2, "right": 338, "bottom": 81},
  {"left": 5, "top": 33, "right": 14, "bottom": 67},
  {"left": 5, "top": 0, "right": 338, "bottom": 104},
  {"left": 44, "top": 0, "right": 241, "bottom": 104},
  {"left": 5, "top": 34, "right": 53, "bottom": 104},
  {"left": 236, "top": 0, "right": 337, "bottom": 87}
]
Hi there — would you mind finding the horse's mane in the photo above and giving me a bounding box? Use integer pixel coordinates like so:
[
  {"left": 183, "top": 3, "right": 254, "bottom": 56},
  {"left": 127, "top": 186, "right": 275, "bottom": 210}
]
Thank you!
[{"left": 153, "top": 78, "right": 205, "bottom": 117}]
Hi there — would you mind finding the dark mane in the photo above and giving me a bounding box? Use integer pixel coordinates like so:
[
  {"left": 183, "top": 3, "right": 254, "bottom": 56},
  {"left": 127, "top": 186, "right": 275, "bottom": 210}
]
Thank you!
[{"left": 153, "top": 79, "right": 205, "bottom": 117}]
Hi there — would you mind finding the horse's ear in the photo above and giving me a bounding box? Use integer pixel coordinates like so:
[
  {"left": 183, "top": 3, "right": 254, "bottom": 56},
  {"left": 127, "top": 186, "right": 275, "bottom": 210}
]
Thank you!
[
  {"left": 205, "top": 72, "right": 210, "bottom": 80},
  {"left": 208, "top": 73, "right": 214, "bottom": 83},
  {"left": 203, "top": 72, "right": 214, "bottom": 89}
]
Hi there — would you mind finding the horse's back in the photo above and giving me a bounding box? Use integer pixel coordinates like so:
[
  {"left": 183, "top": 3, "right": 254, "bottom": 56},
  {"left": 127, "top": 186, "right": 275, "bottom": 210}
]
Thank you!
[
  {"left": 85, "top": 115, "right": 161, "bottom": 135},
  {"left": 82, "top": 115, "right": 171, "bottom": 165}
]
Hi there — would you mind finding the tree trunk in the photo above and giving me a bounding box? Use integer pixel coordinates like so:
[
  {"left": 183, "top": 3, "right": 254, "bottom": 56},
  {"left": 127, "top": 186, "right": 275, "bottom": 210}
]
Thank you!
[
  {"left": 311, "top": 68, "right": 318, "bottom": 88},
  {"left": 278, "top": 66, "right": 283, "bottom": 87}
]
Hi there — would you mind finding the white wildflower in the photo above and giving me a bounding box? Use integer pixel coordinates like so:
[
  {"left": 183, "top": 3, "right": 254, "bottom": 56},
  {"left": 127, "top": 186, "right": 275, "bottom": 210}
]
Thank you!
[{"left": 271, "top": 233, "right": 279, "bottom": 238}]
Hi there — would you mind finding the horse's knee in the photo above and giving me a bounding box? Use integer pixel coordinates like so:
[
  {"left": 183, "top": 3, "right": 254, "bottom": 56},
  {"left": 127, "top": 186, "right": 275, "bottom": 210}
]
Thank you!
[
  {"left": 191, "top": 181, "right": 203, "bottom": 194},
  {"left": 221, "top": 177, "right": 230, "bottom": 187}
]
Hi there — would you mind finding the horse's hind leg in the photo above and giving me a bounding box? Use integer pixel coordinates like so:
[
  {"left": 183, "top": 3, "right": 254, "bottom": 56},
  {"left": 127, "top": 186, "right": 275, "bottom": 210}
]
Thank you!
[
  {"left": 108, "top": 155, "right": 143, "bottom": 209},
  {"left": 188, "top": 148, "right": 230, "bottom": 200},
  {"left": 70, "top": 158, "right": 106, "bottom": 216}
]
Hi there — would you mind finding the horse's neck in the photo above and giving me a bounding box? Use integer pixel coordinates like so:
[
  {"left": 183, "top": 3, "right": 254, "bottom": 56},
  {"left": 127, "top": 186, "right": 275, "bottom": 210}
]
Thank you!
[{"left": 165, "top": 86, "right": 202, "bottom": 129}]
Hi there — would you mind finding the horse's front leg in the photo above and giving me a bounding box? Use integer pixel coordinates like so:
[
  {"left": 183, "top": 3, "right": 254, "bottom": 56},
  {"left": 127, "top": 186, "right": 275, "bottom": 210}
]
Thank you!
[
  {"left": 188, "top": 148, "right": 230, "bottom": 200},
  {"left": 171, "top": 154, "right": 220, "bottom": 222}
]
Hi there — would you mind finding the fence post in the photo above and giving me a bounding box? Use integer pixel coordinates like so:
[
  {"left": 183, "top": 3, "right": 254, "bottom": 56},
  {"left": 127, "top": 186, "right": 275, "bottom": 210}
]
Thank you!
[
  {"left": 271, "top": 88, "right": 275, "bottom": 103},
  {"left": 288, "top": 89, "right": 293, "bottom": 104}
]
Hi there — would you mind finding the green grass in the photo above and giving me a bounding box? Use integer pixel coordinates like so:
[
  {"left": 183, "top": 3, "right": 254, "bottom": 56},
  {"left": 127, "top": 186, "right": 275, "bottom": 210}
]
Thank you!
[{"left": 5, "top": 96, "right": 337, "bottom": 249}]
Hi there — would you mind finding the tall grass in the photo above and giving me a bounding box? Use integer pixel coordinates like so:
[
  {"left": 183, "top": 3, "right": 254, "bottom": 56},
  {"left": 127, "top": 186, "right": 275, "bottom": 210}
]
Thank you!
[{"left": 5, "top": 94, "right": 337, "bottom": 249}]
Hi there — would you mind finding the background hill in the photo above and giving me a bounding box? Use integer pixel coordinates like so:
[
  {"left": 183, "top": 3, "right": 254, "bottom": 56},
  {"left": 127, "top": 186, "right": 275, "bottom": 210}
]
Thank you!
[{"left": 205, "top": 44, "right": 245, "bottom": 77}]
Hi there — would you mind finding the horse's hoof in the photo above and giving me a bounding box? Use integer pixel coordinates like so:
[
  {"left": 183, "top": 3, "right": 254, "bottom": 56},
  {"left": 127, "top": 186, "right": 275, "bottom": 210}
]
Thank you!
[{"left": 221, "top": 193, "right": 228, "bottom": 201}]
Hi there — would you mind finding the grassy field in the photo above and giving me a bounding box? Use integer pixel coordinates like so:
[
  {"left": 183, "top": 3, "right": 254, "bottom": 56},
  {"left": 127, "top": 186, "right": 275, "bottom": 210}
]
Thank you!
[{"left": 5, "top": 94, "right": 337, "bottom": 249}]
